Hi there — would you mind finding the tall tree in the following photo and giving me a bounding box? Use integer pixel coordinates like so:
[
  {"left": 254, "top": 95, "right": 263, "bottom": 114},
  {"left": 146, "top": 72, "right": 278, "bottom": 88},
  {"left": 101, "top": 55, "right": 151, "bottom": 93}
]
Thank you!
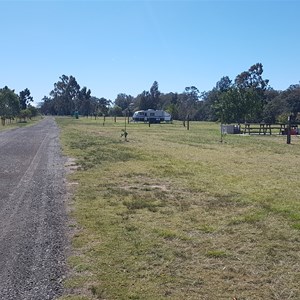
[
  {"left": 284, "top": 84, "right": 300, "bottom": 120},
  {"left": 263, "top": 91, "right": 286, "bottom": 123},
  {"left": 0, "top": 86, "right": 20, "bottom": 124},
  {"left": 235, "top": 63, "right": 269, "bottom": 90},
  {"left": 234, "top": 63, "right": 269, "bottom": 122},
  {"left": 216, "top": 76, "right": 232, "bottom": 92},
  {"left": 149, "top": 81, "right": 160, "bottom": 109},
  {"left": 136, "top": 90, "right": 151, "bottom": 110},
  {"left": 109, "top": 105, "right": 123, "bottom": 117},
  {"left": 205, "top": 77, "right": 233, "bottom": 122},
  {"left": 160, "top": 92, "right": 179, "bottom": 119},
  {"left": 213, "top": 64, "right": 269, "bottom": 123},
  {"left": 92, "top": 97, "right": 111, "bottom": 116},
  {"left": 50, "top": 75, "right": 80, "bottom": 115},
  {"left": 19, "top": 88, "right": 33, "bottom": 110},
  {"left": 39, "top": 96, "right": 56, "bottom": 115},
  {"left": 135, "top": 81, "right": 161, "bottom": 111},
  {"left": 218, "top": 87, "right": 242, "bottom": 123},
  {"left": 177, "top": 86, "right": 200, "bottom": 120},
  {"left": 114, "top": 93, "right": 134, "bottom": 111},
  {"left": 78, "top": 86, "right": 92, "bottom": 116}
]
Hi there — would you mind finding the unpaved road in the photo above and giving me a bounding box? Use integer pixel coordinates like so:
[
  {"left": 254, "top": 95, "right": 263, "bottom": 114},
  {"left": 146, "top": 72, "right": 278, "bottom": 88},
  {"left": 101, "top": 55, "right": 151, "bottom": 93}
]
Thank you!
[{"left": 0, "top": 117, "right": 67, "bottom": 299}]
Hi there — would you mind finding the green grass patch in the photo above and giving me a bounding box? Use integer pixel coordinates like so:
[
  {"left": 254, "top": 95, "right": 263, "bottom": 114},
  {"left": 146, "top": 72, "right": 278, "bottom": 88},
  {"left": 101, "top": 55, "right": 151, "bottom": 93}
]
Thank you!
[
  {"left": 206, "top": 250, "right": 228, "bottom": 258},
  {"left": 229, "top": 210, "right": 267, "bottom": 225},
  {"left": 57, "top": 117, "right": 300, "bottom": 300}
]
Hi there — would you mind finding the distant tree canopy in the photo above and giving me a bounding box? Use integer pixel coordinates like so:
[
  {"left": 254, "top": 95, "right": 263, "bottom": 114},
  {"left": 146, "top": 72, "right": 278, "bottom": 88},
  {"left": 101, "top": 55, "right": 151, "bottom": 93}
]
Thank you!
[
  {"left": 0, "top": 86, "right": 20, "bottom": 121},
  {"left": 0, "top": 86, "right": 37, "bottom": 125},
  {"left": 114, "top": 93, "right": 134, "bottom": 111},
  {"left": 38, "top": 64, "right": 300, "bottom": 123},
  {"left": 39, "top": 75, "right": 112, "bottom": 117},
  {"left": 210, "top": 63, "right": 270, "bottom": 123},
  {"left": 48, "top": 75, "right": 90, "bottom": 116}
]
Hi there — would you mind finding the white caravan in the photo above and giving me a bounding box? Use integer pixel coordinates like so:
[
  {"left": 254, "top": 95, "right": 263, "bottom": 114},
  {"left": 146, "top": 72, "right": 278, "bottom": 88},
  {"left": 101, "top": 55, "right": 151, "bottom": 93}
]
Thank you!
[{"left": 132, "top": 109, "right": 172, "bottom": 123}]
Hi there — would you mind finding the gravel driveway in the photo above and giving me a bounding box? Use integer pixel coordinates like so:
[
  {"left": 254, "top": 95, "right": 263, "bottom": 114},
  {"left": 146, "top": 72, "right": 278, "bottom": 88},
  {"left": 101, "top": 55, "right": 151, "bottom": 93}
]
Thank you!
[{"left": 0, "top": 117, "right": 67, "bottom": 299}]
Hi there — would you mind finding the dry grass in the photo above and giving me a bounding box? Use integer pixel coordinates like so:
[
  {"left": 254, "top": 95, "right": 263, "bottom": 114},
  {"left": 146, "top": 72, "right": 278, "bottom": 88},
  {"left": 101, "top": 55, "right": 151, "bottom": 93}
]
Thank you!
[
  {"left": 57, "top": 117, "right": 300, "bottom": 300},
  {"left": 0, "top": 117, "right": 39, "bottom": 131}
]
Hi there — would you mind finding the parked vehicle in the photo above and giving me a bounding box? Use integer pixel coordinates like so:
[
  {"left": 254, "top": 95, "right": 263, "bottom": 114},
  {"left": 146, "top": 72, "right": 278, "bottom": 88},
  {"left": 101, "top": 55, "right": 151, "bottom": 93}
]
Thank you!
[{"left": 132, "top": 109, "right": 172, "bottom": 123}]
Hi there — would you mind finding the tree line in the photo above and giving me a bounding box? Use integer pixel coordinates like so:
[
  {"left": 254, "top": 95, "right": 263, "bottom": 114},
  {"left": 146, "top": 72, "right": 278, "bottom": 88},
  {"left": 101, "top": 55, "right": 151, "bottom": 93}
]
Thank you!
[
  {"left": 0, "top": 87, "right": 39, "bottom": 125},
  {"left": 40, "top": 75, "right": 111, "bottom": 117},
  {"left": 37, "top": 63, "right": 300, "bottom": 124}
]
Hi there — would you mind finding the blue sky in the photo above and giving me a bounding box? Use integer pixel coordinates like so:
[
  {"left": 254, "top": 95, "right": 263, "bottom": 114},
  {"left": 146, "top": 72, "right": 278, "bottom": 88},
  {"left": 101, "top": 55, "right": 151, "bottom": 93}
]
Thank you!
[{"left": 1, "top": 0, "right": 300, "bottom": 105}]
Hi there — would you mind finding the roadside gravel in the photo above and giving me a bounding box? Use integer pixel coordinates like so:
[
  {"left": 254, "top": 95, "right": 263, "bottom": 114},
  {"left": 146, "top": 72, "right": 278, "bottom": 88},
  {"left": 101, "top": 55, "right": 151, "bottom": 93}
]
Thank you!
[{"left": 0, "top": 117, "right": 68, "bottom": 300}]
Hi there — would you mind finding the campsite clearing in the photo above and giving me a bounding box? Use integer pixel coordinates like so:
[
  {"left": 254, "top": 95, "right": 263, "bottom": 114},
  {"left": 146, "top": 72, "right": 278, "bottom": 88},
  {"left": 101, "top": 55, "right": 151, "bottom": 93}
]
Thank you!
[{"left": 58, "top": 117, "right": 300, "bottom": 300}]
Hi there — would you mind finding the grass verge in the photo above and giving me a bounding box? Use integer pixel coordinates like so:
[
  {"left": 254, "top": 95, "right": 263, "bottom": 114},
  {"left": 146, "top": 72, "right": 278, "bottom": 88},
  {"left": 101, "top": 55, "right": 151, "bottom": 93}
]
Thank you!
[
  {"left": 0, "top": 117, "right": 41, "bottom": 131},
  {"left": 57, "top": 117, "right": 300, "bottom": 300}
]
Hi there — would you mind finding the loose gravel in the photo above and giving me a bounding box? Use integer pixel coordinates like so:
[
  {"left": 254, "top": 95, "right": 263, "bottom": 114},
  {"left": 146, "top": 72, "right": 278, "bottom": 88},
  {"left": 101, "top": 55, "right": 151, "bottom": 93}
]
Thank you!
[{"left": 0, "top": 117, "right": 68, "bottom": 300}]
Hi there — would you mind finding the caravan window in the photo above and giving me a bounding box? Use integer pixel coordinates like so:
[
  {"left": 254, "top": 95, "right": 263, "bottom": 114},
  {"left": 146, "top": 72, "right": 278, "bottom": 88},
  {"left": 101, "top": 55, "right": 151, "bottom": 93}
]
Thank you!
[{"left": 138, "top": 112, "right": 145, "bottom": 116}]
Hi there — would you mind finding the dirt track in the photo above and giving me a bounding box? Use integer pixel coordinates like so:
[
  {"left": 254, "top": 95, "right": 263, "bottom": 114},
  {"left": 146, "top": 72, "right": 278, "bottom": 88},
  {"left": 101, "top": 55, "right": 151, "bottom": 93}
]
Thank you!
[{"left": 0, "top": 117, "right": 67, "bottom": 299}]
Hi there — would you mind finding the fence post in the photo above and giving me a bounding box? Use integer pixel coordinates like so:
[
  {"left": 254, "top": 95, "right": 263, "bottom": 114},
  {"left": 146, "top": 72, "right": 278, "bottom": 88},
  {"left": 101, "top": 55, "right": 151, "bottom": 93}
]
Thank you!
[{"left": 287, "top": 115, "right": 291, "bottom": 144}]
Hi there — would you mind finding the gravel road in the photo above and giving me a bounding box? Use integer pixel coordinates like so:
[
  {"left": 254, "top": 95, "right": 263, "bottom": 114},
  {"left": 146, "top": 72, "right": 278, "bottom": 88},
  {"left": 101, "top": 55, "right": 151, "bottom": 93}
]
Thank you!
[{"left": 0, "top": 117, "right": 67, "bottom": 299}]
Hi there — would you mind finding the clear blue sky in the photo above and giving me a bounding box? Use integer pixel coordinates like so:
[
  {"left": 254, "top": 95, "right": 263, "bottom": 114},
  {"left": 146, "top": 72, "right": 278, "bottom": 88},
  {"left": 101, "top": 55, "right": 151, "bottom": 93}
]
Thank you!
[{"left": 1, "top": 0, "right": 300, "bottom": 105}]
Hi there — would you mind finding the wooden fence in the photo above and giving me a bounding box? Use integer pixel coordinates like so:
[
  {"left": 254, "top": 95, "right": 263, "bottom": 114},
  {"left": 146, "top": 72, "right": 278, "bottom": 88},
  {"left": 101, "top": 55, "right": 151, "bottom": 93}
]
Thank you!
[{"left": 241, "top": 123, "right": 298, "bottom": 135}]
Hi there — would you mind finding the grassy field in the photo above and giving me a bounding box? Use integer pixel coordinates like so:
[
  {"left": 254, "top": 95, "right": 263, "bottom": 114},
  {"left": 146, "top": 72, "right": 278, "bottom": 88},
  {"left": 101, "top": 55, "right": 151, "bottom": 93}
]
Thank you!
[{"left": 57, "top": 117, "right": 300, "bottom": 300}]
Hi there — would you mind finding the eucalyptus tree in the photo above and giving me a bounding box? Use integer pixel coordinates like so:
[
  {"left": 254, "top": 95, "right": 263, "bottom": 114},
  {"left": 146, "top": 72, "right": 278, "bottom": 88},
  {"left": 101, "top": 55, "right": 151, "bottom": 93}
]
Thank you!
[
  {"left": 284, "top": 83, "right": 300, "bottom": 119},
  {"left": 0, "top": 86, "right": 20, "bottom": 124},
  {"left": 210, "top": 76, "right": 233, "bottom": 123},
  {"left": 177, "top": 86, "right": 200, "bottom": 120},
  {"left": 135, "top": 81, "right": 161, "bottom": 111},
  {"left": 263, "top": 92, "right": 286, "bottom": 123},
  {"left": 234, "top": 63, "right": 269, "bottom": 122},
  {"left": 19, "top": 88, "right": 33, "bottom": 110},
  {"left": 216, "top": 76, "right": 232, "bottom": 92},
  {"left": 149, "top": 81, "right": 160, "bottom": 110},
  {"left": 136, "top": 90, "right": 151, "bottom": 110},
  {"left": 261, "top": 89, "right": 281, "bottom": 123},
  {"left": 39, "top": 96, "right": 56, "bottom": 115},
  {"left": 114, "top": 93, "right": 134, "bottom": 111},
  {"left": 92, "top": 97, "right": 111, "bottom": 116},
  {"left": 160, "top": 92, "right": 179, "bottom": 119},
  {"left": 78, "top": 86, "right": 92, "bottom": 116},
  {"left": 212, "top": 64, "right": 269, "bottom": 123},
  {"left": 109, "top": 105, "right": 123, "bottom": 117},
  {"left": 50, "top": 75, "right": 80, "bottom": 115}
]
